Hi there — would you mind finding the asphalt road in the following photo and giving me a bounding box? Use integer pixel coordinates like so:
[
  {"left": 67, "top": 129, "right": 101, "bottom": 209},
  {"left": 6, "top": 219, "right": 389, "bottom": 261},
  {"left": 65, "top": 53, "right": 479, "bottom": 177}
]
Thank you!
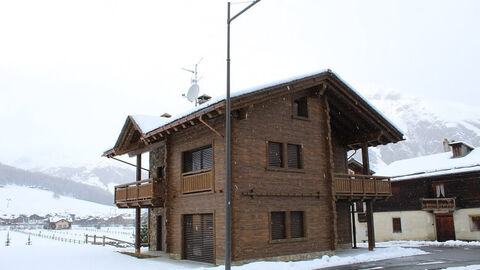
[{"left": 320, "top": 246, "right": 480, "bottom": 270}]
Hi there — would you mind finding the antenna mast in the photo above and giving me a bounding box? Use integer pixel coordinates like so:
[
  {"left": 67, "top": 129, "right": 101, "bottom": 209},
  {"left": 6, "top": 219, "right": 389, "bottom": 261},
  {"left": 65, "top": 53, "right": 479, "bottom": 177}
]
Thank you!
[{"left": 182, "top": 58, "right": 203, "bottom": 106}]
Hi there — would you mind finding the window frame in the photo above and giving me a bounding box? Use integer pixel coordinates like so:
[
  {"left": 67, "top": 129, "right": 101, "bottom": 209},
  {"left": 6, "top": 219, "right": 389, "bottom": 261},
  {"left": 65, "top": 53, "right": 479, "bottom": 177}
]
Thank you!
[
  {"left": 392, "top": 217, "right": 402, "bottom": 233},
  {"left": 471, "top": 216, "right": 480, "bottom": 232},
  {"left": 266, "top": 140, "right": 304, "bottom": 172},
  {"left": 292, "top": 96, "right": 309, "bottom": 120},
  {"left": 182, "top": 145, "right": 213, "bottom": 174},
  {"left": 269, "top": 210, "right": 307, "bottom": 243}
]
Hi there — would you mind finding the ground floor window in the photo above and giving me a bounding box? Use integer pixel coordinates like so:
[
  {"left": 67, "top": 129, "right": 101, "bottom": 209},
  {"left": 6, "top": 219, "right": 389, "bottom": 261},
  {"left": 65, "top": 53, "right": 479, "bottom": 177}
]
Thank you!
[
  {"left": 270, "top": 211, "right": 305, "bottom": 241},
  {"left": 471, "top": 216, "right": 480, "bottom": 231},
  {"left": 392, "top": 217, "right": 402, "bottom": 233}
]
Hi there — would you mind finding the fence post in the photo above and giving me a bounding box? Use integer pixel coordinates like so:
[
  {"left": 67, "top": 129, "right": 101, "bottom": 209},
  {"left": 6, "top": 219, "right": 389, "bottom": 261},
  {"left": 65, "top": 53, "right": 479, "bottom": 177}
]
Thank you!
[
  {"left": 103, "top": 236, "right": 106, "bottom": 246},
  {"left": 85, "top": 234, "right": 88, "bottom": 244},
  {"left": 94, "top": 235, "right": 97, "bottom": 244}
]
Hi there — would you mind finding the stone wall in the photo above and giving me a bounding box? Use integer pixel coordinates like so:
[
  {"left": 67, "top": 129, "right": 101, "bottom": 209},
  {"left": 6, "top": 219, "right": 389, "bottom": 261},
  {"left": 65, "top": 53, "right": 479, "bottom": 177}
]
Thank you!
[{"left": 148, "top": 146, "right": 166, "bottom": 251}]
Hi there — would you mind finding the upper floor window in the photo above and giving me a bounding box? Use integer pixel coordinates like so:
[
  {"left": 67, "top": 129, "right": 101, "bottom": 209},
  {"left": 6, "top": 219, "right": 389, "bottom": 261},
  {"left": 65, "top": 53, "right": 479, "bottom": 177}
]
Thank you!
[
  {"left": 268, "top": 141, "right": 303, "bottom": 169},
  {"left": 433, "top": 183, "right": 445, "bottom": 198},
  {"left": 183, "top": 145, "right": 213, "bottom": 173},
  {"left": 268, "top": 142, "right": 283, "bottom": 168},
  {"left": 293, "top": 96, "right": 308, "bottom": 118}
]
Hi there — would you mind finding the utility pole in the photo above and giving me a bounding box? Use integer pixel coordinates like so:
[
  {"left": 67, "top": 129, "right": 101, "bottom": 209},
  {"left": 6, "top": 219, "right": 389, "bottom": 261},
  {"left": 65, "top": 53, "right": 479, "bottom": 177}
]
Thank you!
[{"left": 225, "top": 1, "right": 260, "bottom": 269}]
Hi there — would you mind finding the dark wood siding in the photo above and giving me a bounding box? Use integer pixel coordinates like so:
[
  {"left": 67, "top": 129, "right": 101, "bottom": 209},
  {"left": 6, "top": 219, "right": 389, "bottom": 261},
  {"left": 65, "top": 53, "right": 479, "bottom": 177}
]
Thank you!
[{"left": 231, "top": 88, "right": 336, "bottom": 261}]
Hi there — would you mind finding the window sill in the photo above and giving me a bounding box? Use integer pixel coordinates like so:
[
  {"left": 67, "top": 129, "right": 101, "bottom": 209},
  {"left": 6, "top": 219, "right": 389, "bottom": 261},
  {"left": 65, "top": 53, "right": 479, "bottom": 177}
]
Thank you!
[
  {"left": 291, "top": 115, "right": 310, "bottom": 121},
  {"left": 180, "top": 190, "right": 214, "bottom": 197},
  {"left": 266, "top": 167, "right": 305, "bottom": 173},
  {"left": 269, "top": 237, "right": 307, "bottom": 244}
]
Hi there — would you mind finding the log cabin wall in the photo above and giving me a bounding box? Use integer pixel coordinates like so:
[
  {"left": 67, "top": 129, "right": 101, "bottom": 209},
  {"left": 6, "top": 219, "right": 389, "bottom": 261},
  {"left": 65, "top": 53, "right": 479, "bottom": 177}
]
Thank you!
[
  {"left": 230, "top": 88, "right": 336, "bottom": 262},
  {"left": 164, "top": 115, "right": 226, "bottom": 261}
]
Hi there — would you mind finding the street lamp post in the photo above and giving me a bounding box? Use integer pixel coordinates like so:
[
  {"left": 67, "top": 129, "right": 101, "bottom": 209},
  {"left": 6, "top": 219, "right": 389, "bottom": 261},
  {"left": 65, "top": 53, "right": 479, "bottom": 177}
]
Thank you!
[{"left": 225, "top": 1, "right": 260, "bottom": 269}]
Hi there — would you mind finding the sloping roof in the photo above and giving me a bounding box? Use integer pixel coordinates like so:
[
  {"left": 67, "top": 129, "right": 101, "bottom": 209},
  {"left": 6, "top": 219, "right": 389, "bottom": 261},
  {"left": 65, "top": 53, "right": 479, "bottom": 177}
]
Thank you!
[
  {"left": 374, "top": 147, "right": 480, "bottom": 181},
  {"left": 104, "top": 69, "right": 404, "bottom": 156}
]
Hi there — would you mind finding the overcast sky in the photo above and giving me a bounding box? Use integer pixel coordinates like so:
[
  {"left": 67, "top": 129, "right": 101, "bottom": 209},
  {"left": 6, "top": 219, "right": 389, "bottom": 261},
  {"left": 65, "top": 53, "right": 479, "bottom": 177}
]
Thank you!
[{"left": 1, "top": 0, "right": 479, "bottom": 169}]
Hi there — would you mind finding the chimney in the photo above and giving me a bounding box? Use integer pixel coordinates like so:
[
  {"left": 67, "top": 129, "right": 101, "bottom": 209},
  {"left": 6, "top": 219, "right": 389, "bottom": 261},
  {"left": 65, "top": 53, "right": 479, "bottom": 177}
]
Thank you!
[
  {"left": 161, "top": 113, "right": 171, "bottom": 118},
  {"left": 443, "top": 138, "right": 450, "bottom": 152},
  {"left": 197, "top": 94, "right": 212, "bottom": 105}
]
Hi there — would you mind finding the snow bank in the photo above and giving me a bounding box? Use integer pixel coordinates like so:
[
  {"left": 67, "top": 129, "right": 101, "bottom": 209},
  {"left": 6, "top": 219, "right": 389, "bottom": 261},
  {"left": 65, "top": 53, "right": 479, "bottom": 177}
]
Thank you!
[
  {"left": 442, "top": 265, "right": 480, "bottom": 270},
  {"left": 359, "top": 240, "right": 480, "bottom": 248}
]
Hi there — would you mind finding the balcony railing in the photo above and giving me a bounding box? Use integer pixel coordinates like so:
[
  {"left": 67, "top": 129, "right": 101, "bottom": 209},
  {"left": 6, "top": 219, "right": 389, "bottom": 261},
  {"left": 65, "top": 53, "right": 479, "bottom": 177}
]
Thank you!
[
  {"left": 334, "top": 173, "right": 391, "bottom": 199},
  {"left": 114, "top": 178, "right": 165, "bottom": 208},
  {"left": 421, "top": 198, "right": 456, "bottom": 212},
  {"left": 182, "top": 169, "right": 213, "bottom": 194}
]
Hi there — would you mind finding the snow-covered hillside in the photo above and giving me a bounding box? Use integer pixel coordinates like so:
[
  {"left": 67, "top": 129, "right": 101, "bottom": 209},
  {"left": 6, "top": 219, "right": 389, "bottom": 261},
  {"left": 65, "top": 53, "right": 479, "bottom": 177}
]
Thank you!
[
  {"left": 0, "top": 185, "right": 130, "bottom": 218},
  {"left": 364, "top": 91, "right": 480, "bottom": 170},
  {"left": 40, "top": 161, "right": 147, "bottom": 193}
]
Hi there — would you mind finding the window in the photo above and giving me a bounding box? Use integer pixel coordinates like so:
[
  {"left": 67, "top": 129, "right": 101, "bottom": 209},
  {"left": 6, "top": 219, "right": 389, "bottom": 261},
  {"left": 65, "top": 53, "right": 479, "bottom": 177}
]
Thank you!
[
  {"left": 268, "top": 142, "right": 283, "bottom": 168},
  {"left": 290, "top": 211, "right": 305, "bottom": 238},
  {"left": 433, "top": 183, "right": 445, "bottom": 198},
  {"left": 271, "top": 212, "right": 286, "bottom": 240},
  {"left": 392, "top": 217, "right": 402, "bottom": 233},
  {"left": 471, "top": 216, "right": 480, "bottom": 231},
  {"left": 270, "top": 211, "right": 305, "bottom": 241},
  {"left": 268, "top": 141, "right": 303, "bottom": 170},
  {"left": 183, "top": 145, "right": 213, "bottom": 173},
  {"left": 287, "top": 144, "right": 302, "bottom": 169},
  {"left": 293, "top": 96, "right": 308, "bottom": 118}
]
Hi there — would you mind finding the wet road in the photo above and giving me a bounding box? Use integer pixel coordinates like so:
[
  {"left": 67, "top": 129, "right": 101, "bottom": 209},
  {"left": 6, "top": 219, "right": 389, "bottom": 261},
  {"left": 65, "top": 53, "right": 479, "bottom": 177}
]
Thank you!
[{"left": 320, "top": 246, "right": 480, "bottom": 270}]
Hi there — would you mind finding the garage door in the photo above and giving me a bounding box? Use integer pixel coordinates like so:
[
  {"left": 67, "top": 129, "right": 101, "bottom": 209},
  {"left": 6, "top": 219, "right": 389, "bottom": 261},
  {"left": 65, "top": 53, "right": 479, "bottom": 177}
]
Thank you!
[{"left": 183, "top": 214, "right": 214, "bottom": 263}]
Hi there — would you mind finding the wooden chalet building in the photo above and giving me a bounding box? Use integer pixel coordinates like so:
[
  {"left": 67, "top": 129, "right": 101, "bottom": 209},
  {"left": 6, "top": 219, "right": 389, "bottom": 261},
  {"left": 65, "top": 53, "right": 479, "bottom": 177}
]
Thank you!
[
  {"left": 103, "top": 70, "right": 403, "bottom": 264},
  {"left": 364, "top": 139, "right": 480, "bottom": 242}
]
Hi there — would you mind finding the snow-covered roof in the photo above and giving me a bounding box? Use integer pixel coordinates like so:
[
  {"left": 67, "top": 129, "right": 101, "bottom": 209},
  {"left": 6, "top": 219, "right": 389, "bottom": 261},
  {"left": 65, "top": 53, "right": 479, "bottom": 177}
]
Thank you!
[
  {"left": 449, "top": 140, "right": 474, "bottom": 149},
  {"left": 131, "top": 69, "right": 402, "bottom": 135},
  {"left": 49, "top": 216, "right": 72, "bottom": 223},
  {"left": 374, "top": 147, "right": 480, "bottom": 181}
]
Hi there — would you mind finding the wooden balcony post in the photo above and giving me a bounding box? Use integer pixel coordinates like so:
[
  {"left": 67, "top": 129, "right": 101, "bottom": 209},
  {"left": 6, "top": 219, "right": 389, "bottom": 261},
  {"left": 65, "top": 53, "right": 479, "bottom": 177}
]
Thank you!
[
  {"left": 361, "top": 143, "right": 370, "bottom": 175},
  {"left": 366, "top": 200, "right": 375, "bottom": 251}
]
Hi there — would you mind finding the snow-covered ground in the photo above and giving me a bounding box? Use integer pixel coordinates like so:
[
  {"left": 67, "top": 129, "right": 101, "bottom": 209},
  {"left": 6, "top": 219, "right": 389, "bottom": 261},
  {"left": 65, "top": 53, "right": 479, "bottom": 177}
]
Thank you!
[
  {"left": 8, "top": 225, "right": 135, "bottom": 243},
  {"left": 1, "top": 229, "right": 429, "bottom": 270},
  {"left": 0, "top": 185, "right": 131, "bottom": 218},
  {"left": 358, "top": 240, "right": 480, "bottom": 248}
]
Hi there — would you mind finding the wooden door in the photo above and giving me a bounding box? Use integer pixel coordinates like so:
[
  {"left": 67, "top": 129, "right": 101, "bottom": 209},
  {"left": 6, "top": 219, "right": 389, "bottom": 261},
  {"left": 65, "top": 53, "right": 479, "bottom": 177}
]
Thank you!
[
  {"left": 183, "top": 214, "right": 214, "bottom": 263},
  {"left": 156, "top": 215, "right": 162, "bottom": 251},
  {"left": 435, "top": 214, "right": 455, "bottom": 242}
]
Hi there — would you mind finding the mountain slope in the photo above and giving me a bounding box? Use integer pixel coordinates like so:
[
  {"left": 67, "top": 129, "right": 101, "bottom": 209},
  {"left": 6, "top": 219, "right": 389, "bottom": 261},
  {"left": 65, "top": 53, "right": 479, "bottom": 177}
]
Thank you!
[
  {"left": 0, "top": 162, "right": 114, "bottom": 205},
  {"left": 0, "top": 185, "right": 129, "bottom": 218},
  {"left": 366, "top": 91, "right": 480, "bottom": 170}
]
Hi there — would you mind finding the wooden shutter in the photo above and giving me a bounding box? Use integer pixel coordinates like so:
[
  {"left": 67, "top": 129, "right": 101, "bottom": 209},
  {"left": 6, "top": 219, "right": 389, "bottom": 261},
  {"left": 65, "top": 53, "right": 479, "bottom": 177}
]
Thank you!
[
  {"left": 392, "top": 217, "right": 402, "bottom": 233},
  {"left": 191, "top": 150, "right": 202, "bottom": 171},
  {"left": 290, "top": 211, "right": 305, "bottom": 238},
  {"left": 183, "top": 214, "right": 214, "bottom": 263},
  {"left": 287, "top": 144, "right": 301, "bottom": 169},
  {"left": 271, "top": 212, "right": 286, "bottom": 240},
  {"left": 202, "top": 146, "right": 213, "bottom": 169},
  {"left": 183, "top": 151, "right": 193, "bottom": 172},
  {"left": 268, "top": 142, "right": 283, "bottom": 167}
]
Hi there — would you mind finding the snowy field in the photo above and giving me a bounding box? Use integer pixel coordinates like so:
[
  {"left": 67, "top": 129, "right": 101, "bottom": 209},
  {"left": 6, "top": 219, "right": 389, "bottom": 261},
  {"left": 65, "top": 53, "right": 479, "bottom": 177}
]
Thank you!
[
  {"left": 1, "top": 228, "right": 431, "bottom": 270},
  {"left": 1, "top": 225, "right": 135, "bottom": 244}
]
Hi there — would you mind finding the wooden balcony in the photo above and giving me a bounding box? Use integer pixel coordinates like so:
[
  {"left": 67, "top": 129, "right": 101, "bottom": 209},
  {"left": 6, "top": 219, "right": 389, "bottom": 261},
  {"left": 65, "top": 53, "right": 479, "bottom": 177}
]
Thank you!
[
  {"left": 421, "top": 198, "right": 456, "bottom": 212},
  {"left": 114, "top": 178, "right": 165, "bottom": 208},
  {"left": 182, "top": 169, "right": 213, "bottom": 194},
  {"left": 334, "top": 173, "right": 392, "bottom": 200}
]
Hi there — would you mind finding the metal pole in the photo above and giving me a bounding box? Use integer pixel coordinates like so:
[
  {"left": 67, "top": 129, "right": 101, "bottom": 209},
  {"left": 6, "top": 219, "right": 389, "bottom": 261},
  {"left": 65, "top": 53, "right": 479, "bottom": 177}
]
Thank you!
[
  {"left": 226, "top": 2, "right": 260, "bottom": 269},
  {"left": 135, "top": 154, "right": 142, "bottom": 254},
  {"left": 225, "top": 3, "right": 231, "bottom": 269}
]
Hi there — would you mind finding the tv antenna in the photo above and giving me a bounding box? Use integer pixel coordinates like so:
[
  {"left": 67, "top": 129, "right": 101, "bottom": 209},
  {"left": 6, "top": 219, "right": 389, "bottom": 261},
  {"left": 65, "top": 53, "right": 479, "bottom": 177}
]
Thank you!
[{"left": 182, "top": 58, "right": 203, "bottom": 106}]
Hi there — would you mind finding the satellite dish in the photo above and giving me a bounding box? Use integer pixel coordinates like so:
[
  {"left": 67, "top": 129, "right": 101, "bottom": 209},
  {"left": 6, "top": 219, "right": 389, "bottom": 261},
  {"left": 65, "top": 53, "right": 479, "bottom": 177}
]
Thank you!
[{"left": 186, "top": 84, "right": 199, "bottom": 103}]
